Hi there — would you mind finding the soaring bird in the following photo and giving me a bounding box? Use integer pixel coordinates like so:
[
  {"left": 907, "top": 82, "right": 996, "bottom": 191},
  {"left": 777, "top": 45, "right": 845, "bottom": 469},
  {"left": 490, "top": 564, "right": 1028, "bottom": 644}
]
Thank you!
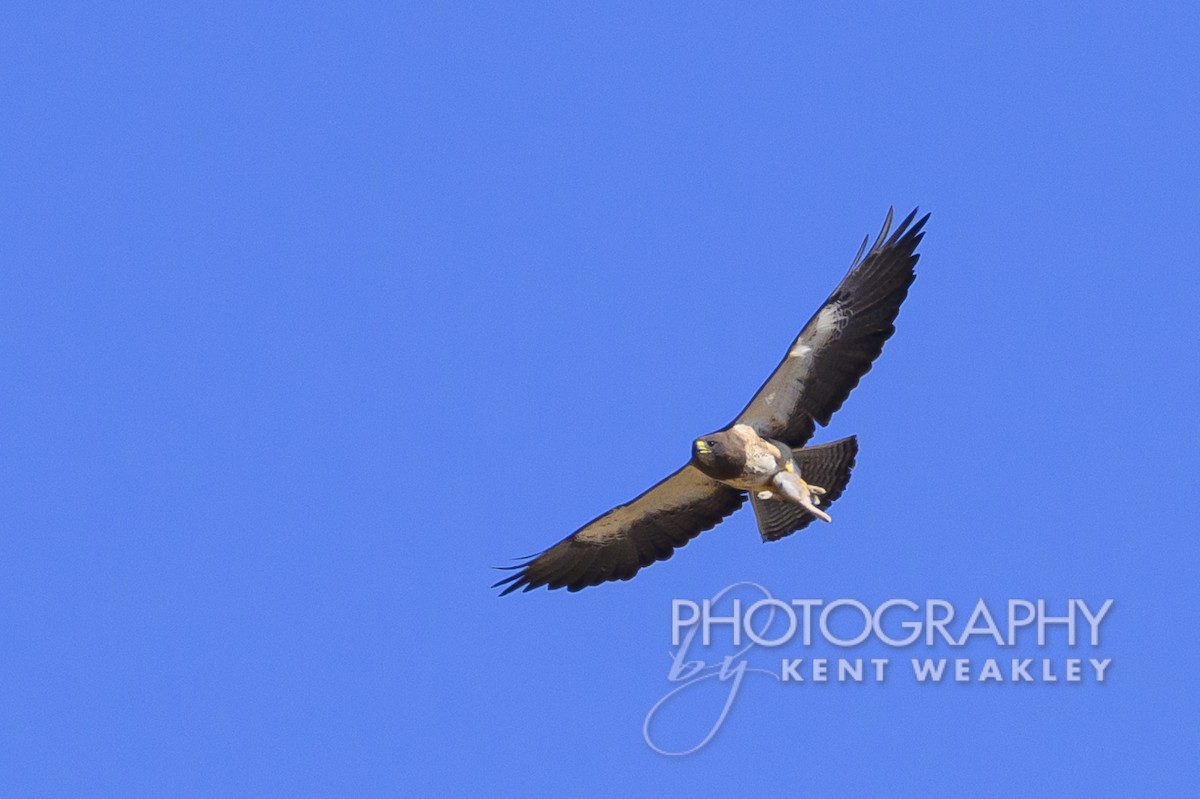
[{"left": 495, "top": 208, "right": 928, "bottom": 595}]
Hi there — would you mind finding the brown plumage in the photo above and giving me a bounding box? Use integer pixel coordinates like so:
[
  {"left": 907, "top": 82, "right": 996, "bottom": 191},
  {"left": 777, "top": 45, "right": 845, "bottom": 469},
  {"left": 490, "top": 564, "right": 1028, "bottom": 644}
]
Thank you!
[{"left": 495, "top": 208, "right": 928, "bottom": 595}]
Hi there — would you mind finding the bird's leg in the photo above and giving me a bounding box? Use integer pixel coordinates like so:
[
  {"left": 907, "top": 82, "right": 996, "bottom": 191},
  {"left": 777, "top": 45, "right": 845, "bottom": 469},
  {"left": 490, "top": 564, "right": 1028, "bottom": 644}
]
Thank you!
[{"left": 771, "top": 471, "right": 832, "bottom": 523}]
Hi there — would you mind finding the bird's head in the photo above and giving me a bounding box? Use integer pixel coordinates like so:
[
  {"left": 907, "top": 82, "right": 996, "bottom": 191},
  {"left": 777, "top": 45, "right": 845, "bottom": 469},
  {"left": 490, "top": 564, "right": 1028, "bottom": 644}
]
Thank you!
[{"left": 691, "top": 430, "right": 746, "bottom": 480}]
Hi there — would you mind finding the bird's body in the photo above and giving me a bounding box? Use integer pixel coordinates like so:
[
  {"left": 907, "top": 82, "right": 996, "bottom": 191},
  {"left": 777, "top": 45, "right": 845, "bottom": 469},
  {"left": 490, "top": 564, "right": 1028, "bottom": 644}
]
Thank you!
[
  {"left": 694, "top": 424, "right": 832, "bottom": 523},
  {"left": 728, "top": 425, "right": 790, "bottom": 491},
  {"left": 496, "top": 208, "right": 929, "bottom": 594}
]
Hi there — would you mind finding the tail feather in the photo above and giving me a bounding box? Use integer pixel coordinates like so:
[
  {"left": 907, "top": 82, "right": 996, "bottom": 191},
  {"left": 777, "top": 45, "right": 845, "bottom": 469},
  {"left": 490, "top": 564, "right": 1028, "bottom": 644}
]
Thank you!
[{"left": 752, "top": 436, "right": 858, "bottom": 542}]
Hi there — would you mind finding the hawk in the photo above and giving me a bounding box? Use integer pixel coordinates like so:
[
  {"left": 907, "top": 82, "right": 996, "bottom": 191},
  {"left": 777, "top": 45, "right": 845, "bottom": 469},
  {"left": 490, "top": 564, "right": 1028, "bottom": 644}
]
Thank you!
[{"left": 495, "top": 208, "right": 929, "bottom": 595}]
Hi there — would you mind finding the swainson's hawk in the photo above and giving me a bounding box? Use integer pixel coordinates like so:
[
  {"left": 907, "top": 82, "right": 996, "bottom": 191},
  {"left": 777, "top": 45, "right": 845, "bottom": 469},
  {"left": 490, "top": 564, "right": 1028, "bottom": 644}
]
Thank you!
[{"left": 495, "top": 208, "right": 928, "bottom": 595}]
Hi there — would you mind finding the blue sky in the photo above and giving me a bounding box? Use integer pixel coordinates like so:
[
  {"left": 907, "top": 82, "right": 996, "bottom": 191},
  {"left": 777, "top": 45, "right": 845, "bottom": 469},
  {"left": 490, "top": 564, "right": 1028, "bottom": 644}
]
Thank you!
[{"left": 2, "top": 2, "right": 1198, "bottom": 796}]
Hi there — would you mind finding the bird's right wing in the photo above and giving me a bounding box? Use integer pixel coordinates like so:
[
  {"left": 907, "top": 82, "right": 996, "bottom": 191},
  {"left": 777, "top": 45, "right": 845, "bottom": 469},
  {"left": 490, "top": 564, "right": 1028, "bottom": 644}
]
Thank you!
[
  {"left": 494, "top": 465, "right": 746, "bottom": 594},
  {"left": 734, "top": 208, "right": 928, "bottom": 445}
]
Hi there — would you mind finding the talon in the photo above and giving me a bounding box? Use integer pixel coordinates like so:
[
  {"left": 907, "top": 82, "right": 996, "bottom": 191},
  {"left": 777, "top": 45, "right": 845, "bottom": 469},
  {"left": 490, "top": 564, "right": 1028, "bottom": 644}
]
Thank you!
[{"left": 756, "top": 490, "right": 774, "bottom": 501}]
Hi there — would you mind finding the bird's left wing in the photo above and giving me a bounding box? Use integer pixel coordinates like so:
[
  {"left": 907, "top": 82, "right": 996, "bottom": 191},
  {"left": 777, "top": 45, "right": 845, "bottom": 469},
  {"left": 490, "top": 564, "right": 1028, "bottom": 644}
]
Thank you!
[
  {"left": 494, "top": 465, "right": 745, "bottom": 594},
  {"left": 733, "top": 207, "right": 929, "bottom": 445}
]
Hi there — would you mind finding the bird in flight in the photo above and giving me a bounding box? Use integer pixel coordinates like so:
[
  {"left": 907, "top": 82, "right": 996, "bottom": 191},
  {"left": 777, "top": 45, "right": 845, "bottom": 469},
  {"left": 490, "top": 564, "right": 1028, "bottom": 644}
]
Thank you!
[{"left": 495, "top": 208, "right": 929, "bottom": 595}]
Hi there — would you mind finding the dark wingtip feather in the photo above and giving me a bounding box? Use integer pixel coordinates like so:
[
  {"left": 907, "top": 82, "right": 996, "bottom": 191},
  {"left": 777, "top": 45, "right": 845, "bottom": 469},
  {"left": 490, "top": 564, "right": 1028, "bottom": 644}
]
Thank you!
[
  {"left": 495, "top": 570, "right": 534, "bottom": 595},
  {"left": 492, "top": 551, "right": 544, "bottom": 571},
  {"left": 870, "top": 206, "right": 895, "bottom": 253},
  {"left": 492, "top": 571, "right": 524, "bottom": 588},
  {"left": 499, "top": 581, "right": 527, "bottom": 596},
  {"left": 493, "top": 549, "right": 571, "bottom": 596},
  {"left": 849, "top": 233, "right": 870, "bottom": 269},
  {"left": 889, "top": 208, "right": 929, "bottom": 248},
  {"left": 492, "top": 553, "right": 539, "bottom": 594}
]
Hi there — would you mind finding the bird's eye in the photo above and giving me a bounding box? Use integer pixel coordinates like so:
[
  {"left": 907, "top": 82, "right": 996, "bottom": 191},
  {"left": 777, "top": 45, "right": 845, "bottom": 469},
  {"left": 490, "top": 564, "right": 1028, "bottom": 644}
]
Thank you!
[{"left": 706, "top": 440, "right": 717, "bottom": 448}]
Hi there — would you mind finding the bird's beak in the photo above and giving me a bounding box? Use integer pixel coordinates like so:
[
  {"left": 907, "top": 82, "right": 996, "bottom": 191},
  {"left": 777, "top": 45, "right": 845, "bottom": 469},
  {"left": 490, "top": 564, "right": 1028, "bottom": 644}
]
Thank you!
[{"left": 694, "top": 440, "right": 712, "bottom": 455}]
